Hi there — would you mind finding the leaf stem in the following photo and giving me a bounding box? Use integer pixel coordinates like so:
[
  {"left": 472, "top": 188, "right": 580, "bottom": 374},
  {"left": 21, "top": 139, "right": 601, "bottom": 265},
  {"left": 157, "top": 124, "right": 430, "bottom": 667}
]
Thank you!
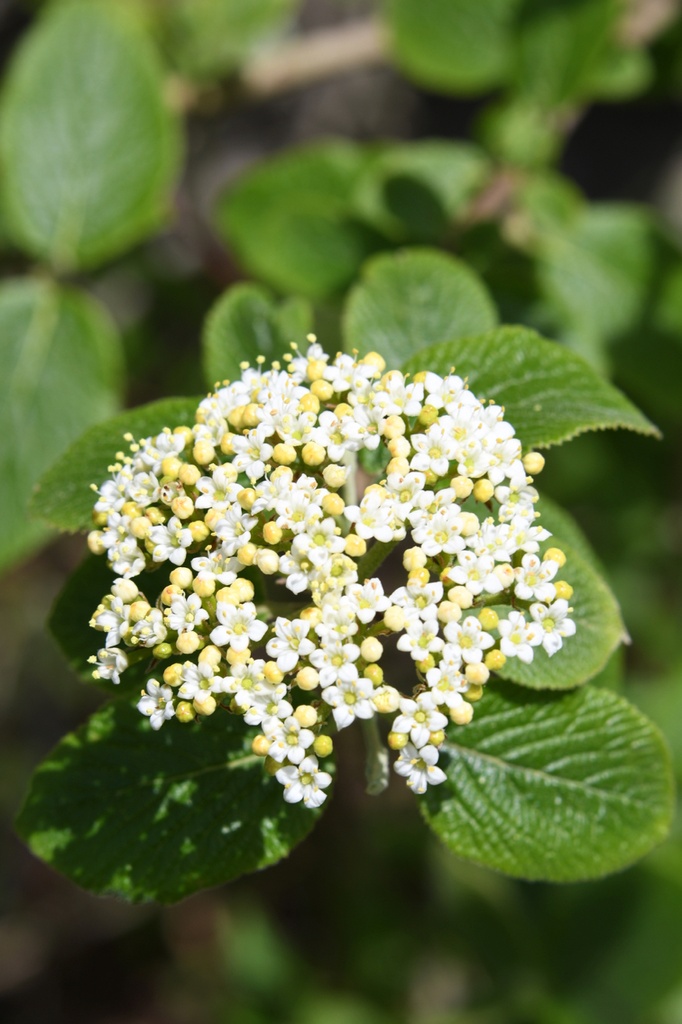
[{"left": 362, "top": 717, "right": 389, "bottom": 796}]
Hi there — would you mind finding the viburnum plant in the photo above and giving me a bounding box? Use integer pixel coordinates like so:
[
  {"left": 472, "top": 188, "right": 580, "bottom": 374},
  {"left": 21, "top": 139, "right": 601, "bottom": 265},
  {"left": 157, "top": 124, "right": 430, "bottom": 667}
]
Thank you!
[
  {"left": 88, "top": 340, "right": 575, "bottom": 808},
  {"left": 18, "top": 313, "right": 675, "bottom": 904}
]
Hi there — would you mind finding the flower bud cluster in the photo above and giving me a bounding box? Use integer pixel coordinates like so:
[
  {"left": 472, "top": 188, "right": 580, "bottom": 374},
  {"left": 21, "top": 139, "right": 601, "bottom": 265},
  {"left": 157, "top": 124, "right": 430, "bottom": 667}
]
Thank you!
[{"left": 87, "top": 340, "right": 576, "bottom": 808}]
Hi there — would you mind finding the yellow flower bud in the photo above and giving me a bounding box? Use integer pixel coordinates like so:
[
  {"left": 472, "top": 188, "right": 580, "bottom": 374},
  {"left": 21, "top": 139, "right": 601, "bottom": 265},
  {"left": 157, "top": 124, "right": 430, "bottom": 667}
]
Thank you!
[
  {"left": 299, "top": 392, "right": 320, "bottom": 414},
  {"left": 478, "top": 608, "right": 499, "bottom": 631},
  {"left": 153, "top": 642, "right": 173, "bottom": 660},
  {"left": 382, "top": 414, "right": 406, "bottom": 439},
  {"left": 160, "top": 586, "right": 181, "bottom": 607},
  {"left": 193, "top": 575, "right": 215, "bottom": 598},
  {"left": 313, "top": 734, "right": 334, "bottom": 758},
  {"left": 130, "top": 599, "right": 152, "bottom": 620},
  {"left": 232, "top": 579, "right": 255, "bottom": 603},
  {"left": 264, "top": 661, "right": 284, "bottom": 684},
  {"left": 322, "top": 493, "right": 345, "bottom": 517},
  {"left": 161, "top": 456, "right": 182, "bottom": 479},
  {"left": 199, "top": 645, "right": 222, "bottom": 667},
  {"left": 361, "top": 350, "right": 386, "bottom": 372},
  {"left": 523, "top": 451, "right": 545, "bottom": 475},
  {"left": 255, "top": 549, "right": 280, "bottom": 574},
  {"left": 273, "top": 442, "right": 297, "bottom": 465},
  {"left": 296, "top": 666, "right": 320, "bottom": 691},
  {"left": 437, "top": 601, "right": 461, "bottom": 625},
  {"left": 121, "top": 501, "right": 141, "bottom": 519},
  {"left": 387, "top": 456, "right": 410, "bottom": 475},
  {"left": 226, "top": 647, "right": 251, "bottom": 665},
  {"left": 220, "top": 432, "right": 235, "bottom": 455},
  {"left": 294, "top": 705, "right": 318, "bottom": 728},
  {"left": 311, "top": 379, "right": 334, "bottom": 402},
  {"left": 251, "top": 734, "right": 271, "bottom": 757},
  {"left": 237, "top": 487, "right": 256, "bottom": 510},
  {"left": 176, "top": 701, "right": 196, "bottom": 723},
  {"left": 302, "top": 442, "right": 326, "bottom": 466},
  {"left": 169, "top": 567, "right": 193, "bottom": 589},
  {"left": 176, "top": 632, "right": 201, "bottom": 655},
  {"left": 171, "top": 495, "right": 194, "bottom": 519},
  {"left": 360, "top": 637, "right": 383, "bottom": 663},
  {"left": 450, "top": 701, "right": 474, "bottom": 726},
  {"left": 193, "top": 694, "right": 216, "bottom": 716},
  {"left": 429, "top": 730, "right": 445, "bottom": 747},
  {"left": 372, "top": 686, "right": 400, "bottom": 713},
  {"left": 358, "top": 661, "right": 382, "bottom": 687},
  {"left": 451, "top": 476, "right": 473, "bottom": 499},
  {"left": 448, "top": 585, "right": 473, "bottom": 609},
  {"left": 322, "top": 464, "right": 347, "bottom": 489},
  {"left": 459, "top": 512, "right": 480, "bottom": 537},
  {"left": 473, "top": 478, "right": 494, "bottom": 503},
  {"left": 241, "top": 403, "right": 261, "bottom": 429},
  {"left": 306, "top": 358, "right": 327, "bottom": 381},
  {"left": 263, "top": 521, "right": 283, "bottom": 545},
  {"left": 485, "top": 649, "right": 507, "bottom": 671},
  {"left": 418, "top": 404, "right": 439, "bottom": 427},
  {"left": 465, "top": 663, "right": 490, "bottom": 686},
  {"left": 193, "top": 440, "right": 215, "bottom": 465},
  {"left": 130, "top": 516, "right": 151, "bottom": 539},
  {"left": 403, "top": 547, "right": 427, "bottom": 571},
  {"left": 387, "top": 436, "right": 411, "bottom": 459},
  {"left": 554, "top": 581, "right": 574, "bottom": 600},
  {"left": 345, "top": 534, "right": 366, "bottom": 558},
  {"left": 388, "top": 731, "right": 409, "bottom": 750},
  {"left": 163, "top": 663, "right": 183, "bottom": 686},
  {"left": 544, "top": 547, "right": 567, "bottom": 568},
  {"left": 189, "top": 520, "right": 210, "bottom": 544},
  {"left": 264, "top": 756, "right": 280, "bottom": 776},
  {"left": 384, "top": 606, "right": 406, "bottom": 632},
  {"left": 408, "top": 567, "right": 430, "bottom": 586},
  {"left": 237, "top": 543, "right": 257, "bottom": 566},
  {"left": 416, "top": 655, "right": 435, "bottom": 673},
  {"left": 87, "top": 530, "right": 106, "bottom": 555},
  {"left": 178, "top": 463, "right": 201, "bottom": 487}
]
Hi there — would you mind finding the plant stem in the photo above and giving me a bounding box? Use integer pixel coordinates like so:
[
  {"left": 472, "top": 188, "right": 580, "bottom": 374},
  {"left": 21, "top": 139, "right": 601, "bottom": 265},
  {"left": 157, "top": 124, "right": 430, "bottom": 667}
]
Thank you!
[
  {"left": 356, "top": 538, "right": 399, "bottom": 581},
  {"left": 362, "top": 717, "right": 389, "bottom": 796}
]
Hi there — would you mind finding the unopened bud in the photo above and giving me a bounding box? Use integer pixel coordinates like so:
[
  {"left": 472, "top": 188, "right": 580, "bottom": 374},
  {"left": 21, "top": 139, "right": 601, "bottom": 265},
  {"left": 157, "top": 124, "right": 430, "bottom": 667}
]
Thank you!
[
  {"left": 176, "top": 632, "right": 201, "bottom": 655},
  {"left": 473, "top": 479, "right": 494, "bottom": 503},
  {"left": 384, "top": 606, "right": 406, "bottom": 632},
  {"left": 176, "top": 701, "right": 196, "bottom": 723},
  {"left": 294, "top": 705, "right": 318, "bottom": 728},
  {"left": 465, "top": 663, "right": 490, "bottom": 686},
  {"left": 544, "top": 547, "right": 567, "bottom": 568},
  {"left": 485, "top": 649, "right": 507, "bottom": 671},
  {"left": 199, "top": 645, "right": 222, "bottom": 667},
  {"left": 523, "top": 451, "right": 545, "bottom": 475},
  {"left": 193, "top": 440, "right": 215, "bottom": 465},
  {"left": 478, "top": 608, "right": 499, "bottom": 631},
  {"left": 296, "top": 667, "right": 319, "bottom": 691},
  {"left": 345, "top": 534, "right": 366, "bottom": 558},
  {"left": 193, "top": 694, "right": 216, "bottom": 716},
  {"left": 388, "top": 731, "right": 409, "bottom": 750},
  {"left": 313, "top": 735, "right": 334, "bottom": 758},
  {"left": 170, "top": 567, "right": 193, "bottom": 589},
  {"left": 450, "top": 701, "right": 474, "bottom": 726},
  {"left": 302, "top": 442, "right": 326, "bottom": 466},
  {"left": 360, "top": 637, "right": 383, "bottom": 663},
  {"left": 251, "top": 734, "right": 271, "bottom": 757}
]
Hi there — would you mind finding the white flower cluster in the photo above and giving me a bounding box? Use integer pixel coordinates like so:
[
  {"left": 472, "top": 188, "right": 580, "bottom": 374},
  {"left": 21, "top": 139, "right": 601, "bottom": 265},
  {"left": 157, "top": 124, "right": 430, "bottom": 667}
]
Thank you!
[{"left": 87, "top": 340, "right": 576, "bottom": 809}]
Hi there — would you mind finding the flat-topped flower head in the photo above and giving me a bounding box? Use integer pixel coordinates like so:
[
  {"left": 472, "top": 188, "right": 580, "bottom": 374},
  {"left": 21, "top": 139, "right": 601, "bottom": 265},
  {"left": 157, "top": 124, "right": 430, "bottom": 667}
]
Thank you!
[{"left": 87, "top": 340, "right": 576, "bottom": 809}]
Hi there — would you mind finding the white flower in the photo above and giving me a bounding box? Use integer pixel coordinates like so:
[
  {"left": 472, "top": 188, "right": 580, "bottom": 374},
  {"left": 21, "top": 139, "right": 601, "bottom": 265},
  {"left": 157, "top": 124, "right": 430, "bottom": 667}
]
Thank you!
[
  {"left": 391, "top": 695, "right": 448, "bottom": 748},
  {"left": 529, "top": 599, "right": 576, "bottom": 655},
  {"left": 276, "top": 755, "right": 332, "bottom": 808},
  {"left": 321, "top": 672, "right": 375, "bottom": 729},
  {"left": 396, "top": 619, "right": 444, "bottom": 661},
  {"left": 263, "top": 715, "right": 315, "bottom": 764},
  {"left": 177, "top": 661, "right": 226, "bottom": 701},
  {"left": 149, "top": 516, "right": 193, "bottom": 566},
  {"left": 137, "top": 680, "right": 175, "bottom": 730},
  {"left": 393, "top": 743, "right": 446, "bottom": 794},
  {"left": 210, "top": 601, "right": 267, "bottom": 651},
  {"left": 498, "top": 610, "right": 543, "bottom": 663},
  {"left": 266, "top": 618, "right": 316, "bottom": 673},
  {"left": 514, "top": 553, "right": 559, "bottom": 602},
  {"left": 443, "top": 616, "right": 494, "bottom": 665},
  {"left": 90, "top": 647, "right": 128, "bottom": 685},
  {"left": 166, "top": 593, "right": 209, "bottom": 634}
]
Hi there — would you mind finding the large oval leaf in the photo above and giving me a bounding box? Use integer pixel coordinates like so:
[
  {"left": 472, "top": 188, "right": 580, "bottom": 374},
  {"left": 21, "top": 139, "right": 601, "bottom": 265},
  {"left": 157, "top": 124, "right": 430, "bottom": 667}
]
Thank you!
[
  {"left": 385, "top": 0, "right": 517, "bottom": 94},
  {"left": 202, "top": 283, "right": 312, "bottom": 387},
  {"left": 343, "top": 248, "right": 497, "bottom": 366},
  {"left": 421, "top": 682, "right": 674, "bottom": 881},
  {"left": 0, "top": 278, "right": 123, "bottom": 573},
  {"left": 31, "top": 396, "right": 201, "bottom": 534},
  {"left": 217, "top": 142, "right": 375, "bottom": 299},
  {"left": 401, "top": 327, "right": 658, "bottom": 447},
  {"left": 16, "top": 700, "right": 323, "bottom": 902},
  {"left": 0, "top": 2, "right": 180, "bottom": 270}
]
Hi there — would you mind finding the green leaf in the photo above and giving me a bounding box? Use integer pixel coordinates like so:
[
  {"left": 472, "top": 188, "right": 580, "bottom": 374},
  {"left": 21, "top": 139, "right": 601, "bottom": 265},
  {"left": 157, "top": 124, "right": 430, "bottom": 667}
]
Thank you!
[
  {"left": 421, "top": 682, "right": 674, "bottom": 881},
  {"left": 31, "top": 396, "right": 201, "bottom": 534},
  {"left": 217, "top": 142, "right": 376, "bottom": 299},
  {"left": 401, "top": 327, "right": 659, "bottom": 447},
  {"left": 0, "top": 278, "right": 123, "bottom": 574},
  {"left": 0, "top": 1, "right": 180, "bottom": 270},
  {"left": 385, "top": 0, "right": 519, "bottom": 94},
  {"left": 202, "top": 283, "right": 312, "bottom": 387},
  {"left": 161, "top": 0, "right": 297, "bottom": 81},
  {"left": 343, "top": 249, "right": 497, "bottom": 366},
  {"left": 512, "top": 0, "right": 618, "bottom": 108},
  {"left": 535, "top": 204, "right": 656, "bottom": 349},
  {"left": 533, "top": 494, "right": 603, "bottom": 571},
  {"left": 16, "top": 700, "right": 323, "bottom": 902},
  {"left": 495, "top": 539, "right": 626, "bottom": 690},
  {"left": 352, "top": 140, "right": 491, "bottom": 243},
  {"left": 476, "top": 97, "right": 562, "bottom": 169}
]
